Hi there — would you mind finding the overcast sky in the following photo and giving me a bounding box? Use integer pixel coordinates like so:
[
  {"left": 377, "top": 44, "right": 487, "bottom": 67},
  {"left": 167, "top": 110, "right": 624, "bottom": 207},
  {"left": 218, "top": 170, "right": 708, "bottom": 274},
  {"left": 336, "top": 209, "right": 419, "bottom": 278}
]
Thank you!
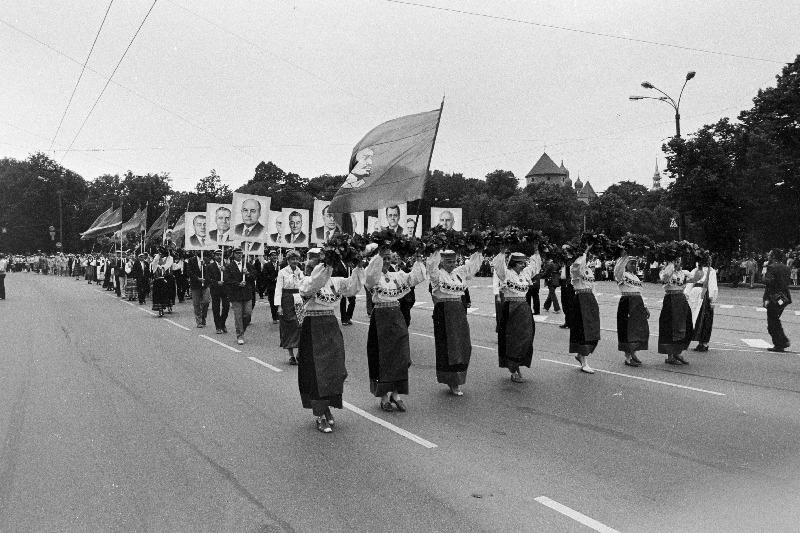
[{"left": 2, "top": 1, "right": 797, "bottom": 194}]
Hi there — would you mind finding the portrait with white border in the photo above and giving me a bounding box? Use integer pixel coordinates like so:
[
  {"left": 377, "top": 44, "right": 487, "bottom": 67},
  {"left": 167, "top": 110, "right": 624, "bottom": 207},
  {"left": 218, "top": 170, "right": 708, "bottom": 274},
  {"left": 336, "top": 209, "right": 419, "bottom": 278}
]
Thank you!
[
  {"left": 377, "top": 203, "right": 407, "bottom": 235},
  {"left": 231, "top": 192, "right": 271, "bottom": 242},
  {"left": 281, "top": 208, "right": 309, "bottom": 247},
  {"left": 430, "top": 207, "right": 462, "bottom": 231}
]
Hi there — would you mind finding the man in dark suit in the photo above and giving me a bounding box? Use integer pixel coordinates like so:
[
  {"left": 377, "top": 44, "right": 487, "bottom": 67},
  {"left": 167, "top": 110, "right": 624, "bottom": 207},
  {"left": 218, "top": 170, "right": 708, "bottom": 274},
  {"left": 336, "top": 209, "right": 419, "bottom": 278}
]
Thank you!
[
  {"left": 261, "top": 249, "right": 281, "bottom": 323},
  {"left": 764, "top": 248, "right": 792, "bottom": 352},
  {"left": 186, "top": 251, "right": 210, "bottom": 328},
  {"left": 224, "top": 247, "right": 256, "bottom": 345},
  {"left": 206, "top": 249, "right": 229, "bottom": 334},
  {"left": 385, "top": 205, "right": 403, "bottom": 235},
  {"left": 113, "top": 252, "right": 125, "bottom": 297},
  {"left": 314, "top": 205, "right": 341, "bottom": 242},
  {"left": 130, "top": 252, "right": 150, "bottom": 304},
  {"left": 284, "top": 211, "right": 307, "bottom": 245},
  {"left": 233, "top": 198, "right": 266, "bottom": 240}
]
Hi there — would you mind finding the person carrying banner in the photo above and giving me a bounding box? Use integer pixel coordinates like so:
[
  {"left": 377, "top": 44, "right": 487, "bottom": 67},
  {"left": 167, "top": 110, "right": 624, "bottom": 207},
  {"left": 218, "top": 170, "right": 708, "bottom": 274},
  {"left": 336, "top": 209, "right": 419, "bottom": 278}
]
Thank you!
[
  {"left": 493, "top": 252, "right": 537, "bottom": 383},
  {"left": 274, "top": 250, "right": 304, "bottom": 363},
  {"left": 207, "top": 249, "right": 229, "bottom": 334},
  {"left": 364, "top": 245, "right": 427, "bottom": 411},
  {"left": 224, "top": 247, "right": 256, "bottom": 345},
  {"left": 615, "top": 253, "right": 649, "bottom": 367},
  {"left": 297, "top": 248, "right": 364, "bottom": 433},
  {"left": 187, "top": 251, "right": 211, "bottom": 328},
  {"left": 569, "top": 246, "right": 600, "bottom": 374},
  {"left": 427, "top": 249, "right": 483, "bottom": 396},
  {"left": 658, "top": 258, "right": 694, "bottom": 365}
]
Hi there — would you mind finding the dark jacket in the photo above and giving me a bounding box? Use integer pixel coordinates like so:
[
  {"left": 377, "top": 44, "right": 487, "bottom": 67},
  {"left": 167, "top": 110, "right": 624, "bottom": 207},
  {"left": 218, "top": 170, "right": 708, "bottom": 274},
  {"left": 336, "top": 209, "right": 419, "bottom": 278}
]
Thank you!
[
  {"left": 206, "top": 261, "right": 225, "bottom": 295},
  {"left": 186, "top": 256, "right": 209, "bottom": 291},
  {"left": 764, "top": 262, "right": 792, "bottom": 306},
  {"left": 224, "top": 260, "right": 255, "bottom": 302},
  {"left": 544, "top": 262, "right": 561, "bottom": 287}
]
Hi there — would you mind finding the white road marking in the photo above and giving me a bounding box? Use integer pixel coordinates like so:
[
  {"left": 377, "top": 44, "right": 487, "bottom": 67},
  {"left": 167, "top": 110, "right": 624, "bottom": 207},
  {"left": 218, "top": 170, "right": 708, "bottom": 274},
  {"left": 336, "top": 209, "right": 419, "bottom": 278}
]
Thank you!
[
  {"left": 742, "top": 338, "right": 771, "bottom": 349},
  {"left": 137, "top": 307, "right": 157, "bottom": 316},
  {"left": 533, "top": 315, "right": 548, "bottom": 322},
  {"left": 535, "top": 496, "right": 620, "bottom": 533},
  {"left": 466, "top": 307, "right": 478, "bottom": 314},
  {"left": 342, "top": 401, "right": 437, "bottom": 449},
  {"left": 413, "top": 302, "right": 428, "bottom": 307},
  {"left": 795, "top": 311, "right": 800, "bottom": 316},
  {"left": 540, "top": 359, "right": 726, "bottom": 396},
  {"left": 756, "top": 307, "right": 767, "bottom": 312},
  {"left": 164, "top": 319, "right": 191, "bottom": 331},
  {"left": 248, "top": 357, "right": 283, "bottom": 372},
  {"left": 125, "top": 301, "right": 135, "bottom": 306},
  {"left": 199, "top": 334, "right": 242, "bottom": 353},
  {"left": 719, "top": 304, "right": 734, "bottom": 309}
]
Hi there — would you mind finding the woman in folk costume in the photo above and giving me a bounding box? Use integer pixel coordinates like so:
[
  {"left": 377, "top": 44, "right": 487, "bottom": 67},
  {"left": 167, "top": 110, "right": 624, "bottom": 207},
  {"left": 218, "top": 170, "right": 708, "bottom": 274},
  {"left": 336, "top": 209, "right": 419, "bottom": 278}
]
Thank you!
[
  {"left": 85, "top": 255, "right": 95, "bottom": 284},
  {"left": 427, "top": 249, "right": 484, "bottom": 396},
  {"left": 569, "top": 245, "right": 600, "bottom": 374},
  {"left": 123, "top": 255, "right": 138, "bottom": 301},
  {"left": 614, "top": 253, "right": 650, "bottom": 367},
  {"left": 297, "top": 248, "right": 364, "bottom": 434},
  {"left": 150, "top": 251, "right": 174, "bottom": 317},
  {"left": 685, "top": 253, "right": 717, "bottom": 353},
  {"left": 492, "top": 251, "right": 536, "bottom": 383},
  {"left": 658, "top": 256, "right": 694, "bottom": 364},
  {"left": 274, "top": 250, "right": 304, "bottom": 365},
  {"left": 165, "top": 249, "right": 178, "bottom": 308},
  {"left": 365, "top": 245, "right": 427, "bottom": 411}
]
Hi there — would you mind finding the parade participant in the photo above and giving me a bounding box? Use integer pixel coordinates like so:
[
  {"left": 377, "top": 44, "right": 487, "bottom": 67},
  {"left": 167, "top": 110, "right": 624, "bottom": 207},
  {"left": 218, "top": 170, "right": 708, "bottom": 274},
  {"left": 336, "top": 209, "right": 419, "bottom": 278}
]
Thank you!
[
  {"left": 525, "top": 247, "right": 542, "bottom": 314},
  {"left": 150, "top": 252, "right": 174, "bottom": 317},
  {"left": 263, "top": 250, "right": 281, "bottom": 323},
  {"left": 559, "top": 246, "right": 576, "bottom": 329},
  {"left": 0, "top": 254, "right": 7, "bottom": 300},
  {"left": 614, "top": 253, "right": 649, "bottom": 367},
  {"left": 763, "top": 249, "right": 792, "bottom": 352},
  {"left": 658, "top": 257, "right": 693, "bottom": 365},
  {"left": 297, "top": 248, "right": 364, "bottom": 433},
  {"left": 123, "top": 255, "right": 138, "bottom": 301},
  {"left": 187, "top": 251, "right": 211, "bottom": 328},
  {"left": 274, "top": 250, "right": 304, "bottom": 364},
  {"left": 130, "top": 252, "right": 150, "bottom": 304},
  {"left": 427, "top": 249, "right": 483, "bottom": 396},
  {"left": 85, "top": 255, "right": 95, "bottom": 284},
  {"left": 113, "top": 252, "right": 124, "bottom": 297},
  {"left": 686, "top": 255, "right": 718, "bottom": 352},
  {"left": 569, "top": 245, "right": 600, "bottom": 374},
  {"left": 365, "top": 246, "right": 427, "bottom": 411},
  {"left": 224, "top": 247, "right": 256, "bottom": 345},
  {"left": 206, "top": 249, "right": 229, "bottom": 334},
  {"left": 542, "top": 257, "right": 561, "bottom": 313},
  {"left": 492, "top": 251, "right": 536, "bottom": 383}
]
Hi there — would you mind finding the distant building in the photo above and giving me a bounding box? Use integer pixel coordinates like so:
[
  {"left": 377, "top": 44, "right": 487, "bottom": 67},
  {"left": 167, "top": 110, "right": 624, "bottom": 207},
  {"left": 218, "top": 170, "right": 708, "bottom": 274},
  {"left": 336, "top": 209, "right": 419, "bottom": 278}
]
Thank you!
[
  {"left": 652, "top": 160, "right": 662, "bottom": 191},
  {"left": 577, "top": 180, "right": 597, "bottom": 204},
  {"left": 525, "top": 153, "right": 568, "bottom": 186}
]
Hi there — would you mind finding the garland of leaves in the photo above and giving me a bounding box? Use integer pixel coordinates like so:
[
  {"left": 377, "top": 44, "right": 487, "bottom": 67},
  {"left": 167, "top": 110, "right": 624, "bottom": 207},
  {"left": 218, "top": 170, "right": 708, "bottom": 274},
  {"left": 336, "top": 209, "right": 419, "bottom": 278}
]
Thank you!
[{"left": 617, "top": 233, "right": 656, "bottom": 257}]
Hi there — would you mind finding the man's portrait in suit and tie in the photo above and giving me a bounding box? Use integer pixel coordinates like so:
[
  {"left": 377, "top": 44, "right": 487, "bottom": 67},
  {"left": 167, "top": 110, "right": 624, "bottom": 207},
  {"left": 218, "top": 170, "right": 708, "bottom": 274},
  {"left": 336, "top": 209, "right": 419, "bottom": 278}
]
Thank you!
[
  {"left": 269, "top": 216, "right": 284, "bottom": 245},
  {"left": 233, "top": 198, "right": 266, "bottom": 240},
  {"left": 283, "top": 210, "right": 307, "bottom": 246},
  {"left": 208, "top": 205, "right": 232, "bottom": 244},
  {"left": 313, "top": 204, "right": 341, "bottom": 243},
  {"left": 430, "top": 207, "right": 462, "bottom": 231},
  {"left": 188, "top": 214, "right": 207, "bottom": 248},
  {"left": 380, "top": 204, "right": 404, "bottom": 234}
]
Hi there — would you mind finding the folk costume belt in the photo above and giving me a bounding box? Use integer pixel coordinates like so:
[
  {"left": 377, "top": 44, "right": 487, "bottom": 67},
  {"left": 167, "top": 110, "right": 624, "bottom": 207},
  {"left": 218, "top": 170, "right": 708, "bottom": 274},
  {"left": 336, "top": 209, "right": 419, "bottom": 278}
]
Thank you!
[
  {"left": 503, "top": 296, "right": 526, "bottom": 301},
  {"left": 284, "top": 289, "right": 299, "bottom": 294},
  {"left": 373, "top": 301, "right": 400, "bottom": 308},
  {"left": 575, "top": 288, "right": 594, "bottom": 294},
  {"left": 304, "top": 309, "right": 334, "bottom": 317}
]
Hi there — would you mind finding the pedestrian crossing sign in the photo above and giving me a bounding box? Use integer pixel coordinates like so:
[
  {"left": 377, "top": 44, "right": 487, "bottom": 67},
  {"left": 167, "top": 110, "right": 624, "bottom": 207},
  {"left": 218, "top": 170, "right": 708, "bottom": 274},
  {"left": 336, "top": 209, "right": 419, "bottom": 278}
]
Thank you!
[{"left": 669, "top": 218, "right": 678, "bottom": 228}]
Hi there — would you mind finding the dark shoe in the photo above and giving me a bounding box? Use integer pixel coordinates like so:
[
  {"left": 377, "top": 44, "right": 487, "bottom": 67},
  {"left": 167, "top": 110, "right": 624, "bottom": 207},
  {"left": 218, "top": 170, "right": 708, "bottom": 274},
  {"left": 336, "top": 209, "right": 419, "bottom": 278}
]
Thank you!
[
  {"left": 289, "top": 356, "right": 297, "bottom": 365},
  {"left": 624, "top": 360, "right": 641, "bottom": 367},
  {"left": 316, "top": 417, "right": 332, "bottom": 433},
  {"left": 273, "top": 320, "right": 279, "bottom": 324},
  {"left": 390, "top": 398, "right": 407, "bottom": 412},
  {"left": 449, "top": 385, "right": 464, "bottom": 396},
  {"left": 631, "top": 354, "right": 643, "bottom": 365},
  {"left": 510, "top": 371, "right": 524, "bottom": 383},
  {"left": 559, "top": 324, "right": 569, "bottom": 329},
  {"left": 380, "top": 401, "right": 393, "bottom": 412},
  {"left": 222, "top": 328, "right": 228, "bottom": 333},
  {"left": 342, "top": 321, "right": 353, "bottom": 326},
  {"left": 767, "top": 347, "right": 786, "bottom": 353},
  {"left": 215, "top": 329, "right": 223, "bottom": 334},
  {"left": 674, "top": 354, "right": 689, "bottom": 365},
  {"left": 693, "top": 345, "right": 708, "bottom": 352},
  {"left": 324, "top": 408, "right": 335, "bottom": 427},
  {"left": 665, "top": 358, "right": 681, "bottom": 365}
]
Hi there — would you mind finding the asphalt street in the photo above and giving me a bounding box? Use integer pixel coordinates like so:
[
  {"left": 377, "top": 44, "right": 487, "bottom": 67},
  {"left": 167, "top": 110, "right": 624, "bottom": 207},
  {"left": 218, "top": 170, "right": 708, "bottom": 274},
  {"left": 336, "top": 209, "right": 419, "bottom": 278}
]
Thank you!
[{"left": 2, "top": 273, "right": 800, "bottom": 532}]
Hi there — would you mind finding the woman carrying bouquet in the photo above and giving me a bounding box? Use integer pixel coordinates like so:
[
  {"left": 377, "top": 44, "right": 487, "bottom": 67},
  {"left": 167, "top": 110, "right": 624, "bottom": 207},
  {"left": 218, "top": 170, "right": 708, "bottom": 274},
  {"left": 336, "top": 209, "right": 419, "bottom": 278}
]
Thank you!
[
  {"left": 493, "top": 251, "right": 536, "bottom": 383},
  {"left": 569, "top": 244, "right": 600, "bottom": 374},
  {"left": 614, "top": 253, "right": 649, "bottom": 367},
  {"left": 658, "top": 253, "right": 693, "bottom": 364}
]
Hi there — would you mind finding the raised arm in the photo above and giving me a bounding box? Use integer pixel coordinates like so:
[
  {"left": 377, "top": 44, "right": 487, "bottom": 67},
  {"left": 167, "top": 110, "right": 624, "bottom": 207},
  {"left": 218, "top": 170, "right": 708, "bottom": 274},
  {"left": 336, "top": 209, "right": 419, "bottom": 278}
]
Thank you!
[
  {"left": 614, "top": 256, "right": 627, "bottom": 284},
  {"left": 426, "top": 250, "right": 442, "bottom": 283},
  {"left": 336, "top": 265, "right": 365, "bottom": 297},
  {"left": 659, "top": 262, "right": 675, "bottom": 283},
  {"left": 492, "top": 252, "right": 507, "bottom": 283},
  {"left": 299, "top": 264, "right": 332, "bottom": 297},
  {"left": 365, "top": 254, "right": 384, "bottom": 289}
]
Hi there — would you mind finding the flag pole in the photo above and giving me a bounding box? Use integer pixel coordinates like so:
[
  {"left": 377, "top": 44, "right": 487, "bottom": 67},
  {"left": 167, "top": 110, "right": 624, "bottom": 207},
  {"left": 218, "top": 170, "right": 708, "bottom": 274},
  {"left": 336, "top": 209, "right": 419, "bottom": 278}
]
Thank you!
[{"left": 415, "top": 96, "right": 444, "bottom": 239}]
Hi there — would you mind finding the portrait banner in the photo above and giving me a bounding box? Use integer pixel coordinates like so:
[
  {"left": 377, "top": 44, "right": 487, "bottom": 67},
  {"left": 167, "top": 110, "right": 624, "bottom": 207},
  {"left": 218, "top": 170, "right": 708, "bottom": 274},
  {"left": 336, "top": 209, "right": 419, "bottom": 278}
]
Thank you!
[
  {"left": 377, "top": 203, "right": 408, "bottom": 235},
  {"left": 236, "top": 240, "right": 265, "bottom": 256},
  {"left": 430, "top": 207, "right": 462, "bottom": 231},
  {"left": 184, "top": 212, "right": 208, "bottom": 250},
  {"left": 311, "top": 200, "right": 342, "bottom": 244},
  {"left": 349, "top": 211, "right": 364, "bottom": 235},
  {"left": 231, "top": 192, "right": 271, "bottom": 243},
  {"left": 281, "top": 208, "right": 309, "bottom": 248},
  {"left": 405, "top": 212, "right": 423, "bottom": 238},
  {"left": 367, "top": 216, "right": 380, "bottom": 235},
  {"left": 205, "top": 203, "right": 234, "bottom": 249},
  {"left": 266, "top": 210, "right": 285, "bottom": 247}
]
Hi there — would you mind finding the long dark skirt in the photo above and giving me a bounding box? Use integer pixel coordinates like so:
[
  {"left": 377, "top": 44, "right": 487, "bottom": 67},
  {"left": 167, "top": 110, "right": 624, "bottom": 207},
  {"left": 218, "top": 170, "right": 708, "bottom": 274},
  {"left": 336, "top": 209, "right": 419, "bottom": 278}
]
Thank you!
[
  {"left": 298, "top": 314, "right": 346, "bottom": 416},
  {"left": 124, "top": 276, "right": 138, "bottom": 300},
  {"left": 617, "top": 294, "right": 650, "bottom": 352},
  {"left": 432, "top": 300, "right": 471, "bottom": 386},
  {"left": 279, "top": 291, "right": 301, "bottom": 349},
  {"left": 165, "top": 274, "right": 176, "bottom": 306},
  {"left": 151, "top": 278, "right": 171, "bottom": 311},
  {"left": 84, "top": 267, "right": 94, "bottom": 282},
  {"left": 561, "top": 280, "right": 575, "bottom": 326},
  {"left": 693, "top": 292, "right": 714, "bottom": 344},
  {"left": 498, "top": 299, "right": 534, "bottom": 371},
  {"left": 658, "top": 292, "right": 693, "bottom": 354},
  {"left": 569, "top": 291, "right": 600, "bottom": 356},
  {"left": 367, "top": 306, "right": 410, "bottom": 396}
]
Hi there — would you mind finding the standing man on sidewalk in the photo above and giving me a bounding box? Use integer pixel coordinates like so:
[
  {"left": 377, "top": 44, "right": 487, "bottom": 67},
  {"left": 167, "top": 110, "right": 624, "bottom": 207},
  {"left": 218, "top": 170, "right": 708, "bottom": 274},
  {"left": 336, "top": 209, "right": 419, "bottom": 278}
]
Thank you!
[{"left": 764, "top": 249, "right": 792, "bottom": 352}]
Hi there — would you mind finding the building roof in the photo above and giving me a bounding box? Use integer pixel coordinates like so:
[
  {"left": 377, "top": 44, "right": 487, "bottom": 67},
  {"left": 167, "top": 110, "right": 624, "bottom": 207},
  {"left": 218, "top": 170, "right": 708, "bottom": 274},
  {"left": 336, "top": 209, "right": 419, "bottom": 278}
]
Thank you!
[
  {"left": 578, "top": 181, "right": 596, "bottom": 197},
  {"left": 525, "top": 152, "right": 566, "bottom": 178}
]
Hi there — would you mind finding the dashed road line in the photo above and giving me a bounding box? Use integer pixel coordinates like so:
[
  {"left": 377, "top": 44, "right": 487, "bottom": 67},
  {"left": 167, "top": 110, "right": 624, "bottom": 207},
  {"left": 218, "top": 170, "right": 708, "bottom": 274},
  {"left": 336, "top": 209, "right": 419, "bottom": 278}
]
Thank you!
[
  {"left": 540, "top": 359, "right": 726, "bottom": 396},
  {"left": 248, "top": 356, "right": 283, "bottom": 372},
  {"left": 342, "top": 401, "right": 437, "bottom": 449},
  {"left": 741, "top": 338, "right": 771, "bottom": 349},
  {"left": 199, "top": 334, "right": 242, "bottom": 353},
  {"left": 136, "top": 306, "right": 157, "bottom": 316},
  {"left": 164, "top": 319, "right": 191, "bottom": 331},
  {"left": 535, "top": 496, "right": 620, "bottom": 533}
]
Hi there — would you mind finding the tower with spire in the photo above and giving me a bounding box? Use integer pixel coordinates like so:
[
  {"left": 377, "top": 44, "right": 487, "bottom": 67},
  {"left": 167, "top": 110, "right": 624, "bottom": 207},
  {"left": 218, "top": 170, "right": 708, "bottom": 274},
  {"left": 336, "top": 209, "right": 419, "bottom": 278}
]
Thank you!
[{"left": 652, "top": 160, "right": 662, "bottom": 191}]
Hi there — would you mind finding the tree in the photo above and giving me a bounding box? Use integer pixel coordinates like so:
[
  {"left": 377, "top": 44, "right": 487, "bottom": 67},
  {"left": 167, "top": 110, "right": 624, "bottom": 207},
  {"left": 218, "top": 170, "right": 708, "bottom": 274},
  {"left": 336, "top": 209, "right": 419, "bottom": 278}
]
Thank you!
[
  {"left": 604, "top": 181, "right": 649, "bottom": 207},
  {"left": 195, "top": 169, "right": 232, "bottom": 204},
  {"left": 485, "top": 169, "right": 518, "bottom": 199},
  {"left": 306, "top": 174, "right": 347, "bottom": 201}
]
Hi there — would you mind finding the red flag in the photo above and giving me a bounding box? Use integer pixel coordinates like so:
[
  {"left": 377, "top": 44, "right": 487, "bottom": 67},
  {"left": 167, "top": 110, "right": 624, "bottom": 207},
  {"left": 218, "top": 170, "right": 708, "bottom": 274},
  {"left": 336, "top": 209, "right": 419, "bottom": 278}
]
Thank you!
[{"left": 328, "top": 103, "right": 443, "bottom": 214}]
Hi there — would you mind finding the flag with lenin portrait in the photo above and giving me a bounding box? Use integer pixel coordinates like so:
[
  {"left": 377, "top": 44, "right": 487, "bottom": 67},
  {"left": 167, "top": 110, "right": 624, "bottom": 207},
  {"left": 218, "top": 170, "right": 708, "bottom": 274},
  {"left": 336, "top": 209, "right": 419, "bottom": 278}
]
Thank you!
[{"left": 328, "top": 102, "right": 443, "bottom": 214}]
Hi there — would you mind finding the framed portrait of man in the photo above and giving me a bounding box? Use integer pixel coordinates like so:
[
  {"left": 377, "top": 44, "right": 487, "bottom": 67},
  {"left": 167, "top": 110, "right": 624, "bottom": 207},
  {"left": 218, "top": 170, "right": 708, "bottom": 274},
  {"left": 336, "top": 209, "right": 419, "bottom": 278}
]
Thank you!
[
  {"left": 184, "top": 212, "right": 208, "bottom": 250},
  {"left": 266, "top": 211, "right": 284, "bottom": 246},
  {"left": 404, "top": 214, "right": 423, "bottom": 237},
  {"left": 231, "top": 192, "right": 271, "bottom": 242},
  {"left": 311, "top": 200, "right": 341, "bottom": 244},
  {"left": 205, "top": 203, "right": 233, "bottom": 249},
  {"left": 281, "top": 208, "right": 309, "bottom": 247},
  {"left": 378, "top": 203, "right": 407, "bottom": 235},
  {"left": 430, "top": 207, "right": 462, "bottom": 231}
]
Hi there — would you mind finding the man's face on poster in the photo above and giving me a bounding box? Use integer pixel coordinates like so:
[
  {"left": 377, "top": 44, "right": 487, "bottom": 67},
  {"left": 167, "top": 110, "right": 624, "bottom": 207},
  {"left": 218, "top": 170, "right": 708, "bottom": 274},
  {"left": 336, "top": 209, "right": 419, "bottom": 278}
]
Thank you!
[
  {"left": 352, "top": 148, "right": 373, "bottom": 178},
  {"left": 193, "top": 216, "right": 206, "bottom": 237},
  {"left": 439, "top": 210, "right": 454, "bottom": 230},
  {"left": 386, "top": 206, "right": 400, "bottom": 229},
  {"left": 322, "top": 207, "right": 337, "bottom": 230},
  {"left": 406, "top": 218, "right": 416, "bottom": 235},
  {"left": 216, "top": 208, "right": 231, "bottom": 233},
  {"left": 241, "top": 199, "right": 261, "bottom": 226},
  {"left": 289, "top": 214, "right": 302, "bottom": 235}
]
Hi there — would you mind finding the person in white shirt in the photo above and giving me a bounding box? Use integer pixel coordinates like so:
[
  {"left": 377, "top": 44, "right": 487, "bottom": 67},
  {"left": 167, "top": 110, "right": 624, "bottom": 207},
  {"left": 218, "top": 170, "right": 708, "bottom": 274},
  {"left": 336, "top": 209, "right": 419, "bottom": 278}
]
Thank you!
[
  {"left": 569, "top": 246, "right": 600, "bottom": 374},
  {"left": 274, "top": 250, "right": 305, "bottom": 364},
  {"left": 615, "top": 254, "right": 649, "bottom": 367},
  {"left": 364, "top": 245, "right": 427, "bottom": 411},
  {"left": 658, "top": 257, "right": 693, "bottom": 365},
  {"left": 685, "top": 254, "right": 718, "bottom": 353},
  {"left": 493, "top": 252, "right": 537, "bottom": 383},
  {"left": 0, "top": 254, "right": 7, "bottom": 299}
]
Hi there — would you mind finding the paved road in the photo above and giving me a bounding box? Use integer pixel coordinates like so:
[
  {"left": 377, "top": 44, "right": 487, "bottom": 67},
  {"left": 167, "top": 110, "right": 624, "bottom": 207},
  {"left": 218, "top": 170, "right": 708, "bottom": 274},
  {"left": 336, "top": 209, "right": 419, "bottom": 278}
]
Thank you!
[{"left": 1, "top": 273, "right": 799, "bottom": 532}]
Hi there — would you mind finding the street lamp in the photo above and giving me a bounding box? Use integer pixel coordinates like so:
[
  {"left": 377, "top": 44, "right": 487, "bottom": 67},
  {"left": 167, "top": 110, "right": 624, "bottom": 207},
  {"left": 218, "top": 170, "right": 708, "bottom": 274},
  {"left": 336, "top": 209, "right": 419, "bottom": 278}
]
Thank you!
[{"left": 629, "top": 70, "right": 695, "bottom": 239}]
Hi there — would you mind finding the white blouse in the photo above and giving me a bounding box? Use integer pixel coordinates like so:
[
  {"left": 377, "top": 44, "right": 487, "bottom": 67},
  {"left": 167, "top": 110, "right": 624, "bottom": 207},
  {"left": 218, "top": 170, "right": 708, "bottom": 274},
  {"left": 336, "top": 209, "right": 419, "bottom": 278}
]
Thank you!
[
  {"left": 427, "top": 251, "right": 483, "bottom": 302},
  {"left": 492, "top": 253, "right": 536, "bottom": 298},
  {"left": 614, "top": 256, "right": 642, "bottom": 295},
  {"left": 660, "top": 262, "right": 690, "bottom": 292},
  {"left": 299, "top": 264, "right": 364, "bottom": 311},
  {"left": 273, "top": 265, "right": 305, "bottom": 307},
  {"left": 365, "top": 255, "right": 427, "bottom": 304},
  {"left": 570, "top": 253, "right": 595, "bottom": 291}
]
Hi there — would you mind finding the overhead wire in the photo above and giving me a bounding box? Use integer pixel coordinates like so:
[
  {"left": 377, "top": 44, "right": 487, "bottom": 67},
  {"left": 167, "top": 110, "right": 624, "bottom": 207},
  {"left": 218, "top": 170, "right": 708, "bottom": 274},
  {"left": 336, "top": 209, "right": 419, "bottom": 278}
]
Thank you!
[
  {"left": 47, "top": 0, "right": 115, "bottom": 153},
  {"left": 384, "top": 0, "right": 788, "bottom": 65},
  {"left": 59, "top": 0, "right": 160, "bottom": 165}
]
